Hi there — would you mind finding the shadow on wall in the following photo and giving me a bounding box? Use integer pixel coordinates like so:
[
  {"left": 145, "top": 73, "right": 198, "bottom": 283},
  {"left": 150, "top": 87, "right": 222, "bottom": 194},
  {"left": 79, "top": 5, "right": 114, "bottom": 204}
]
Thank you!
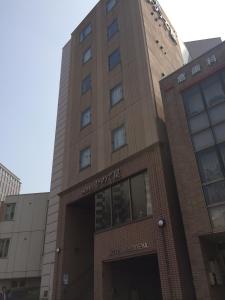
[{"left": 0, "top": 287, "right": 40, "bottom": 300}]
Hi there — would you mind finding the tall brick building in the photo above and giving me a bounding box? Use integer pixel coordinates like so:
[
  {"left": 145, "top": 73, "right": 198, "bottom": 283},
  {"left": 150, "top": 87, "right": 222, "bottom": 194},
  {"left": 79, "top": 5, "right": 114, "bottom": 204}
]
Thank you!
[
  {"left": 161, "top": 42, "right": 225, "bottom": 300},
  {"left": 40, "top": 0, "right": 196, "bottom": 299}
]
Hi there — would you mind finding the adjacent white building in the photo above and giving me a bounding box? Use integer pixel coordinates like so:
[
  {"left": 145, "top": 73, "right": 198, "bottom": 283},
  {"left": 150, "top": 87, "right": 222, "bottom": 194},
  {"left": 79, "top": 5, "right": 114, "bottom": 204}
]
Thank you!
[
  {"left": 0, "top": 192, "right": 49, "bottom": 298},
  {"left": 0, "top": 163, "right": 21, "bottom": 202}
]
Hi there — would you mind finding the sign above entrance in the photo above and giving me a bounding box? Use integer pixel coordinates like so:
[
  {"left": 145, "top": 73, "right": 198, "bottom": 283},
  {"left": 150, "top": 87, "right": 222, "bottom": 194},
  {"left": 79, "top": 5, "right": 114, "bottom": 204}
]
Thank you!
[
  {"left": 81, "top": 168, "right": 121, "bottom": 195},
  {"left": 110, "top": 242, "right": 151, "bottom": 257}
]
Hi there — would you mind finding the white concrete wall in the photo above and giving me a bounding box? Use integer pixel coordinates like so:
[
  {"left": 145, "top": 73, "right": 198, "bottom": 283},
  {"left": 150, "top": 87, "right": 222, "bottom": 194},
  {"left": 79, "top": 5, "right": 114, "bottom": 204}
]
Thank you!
[
  {"left": 39, "top": 41, "right": 71, "bottom": 300},
  {"left": 0, "top": 193, "right": 49, "bottom": 281}
]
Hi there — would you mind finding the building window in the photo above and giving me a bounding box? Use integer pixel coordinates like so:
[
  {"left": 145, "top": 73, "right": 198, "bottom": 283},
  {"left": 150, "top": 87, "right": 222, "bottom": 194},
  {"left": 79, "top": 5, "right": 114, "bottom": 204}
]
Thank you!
[
  {"left": 196, "top": 148, "right": 223, "bottom": 184},
  {"left": 201, "top": 75, "right": 225, "bottom": 108},
  {"left": 80, "top": 147, "right": 91, "bottom": 170},
  {"left": 106, "top": 0, "right": 117, "bottom": 13},
  {"left": 82, "top": 47, "right": 92, "bottom": 64},
  {"left": 215, "top": 124, "right": 225, "bottom": 144},
  {"left": 112, "top": 125, "right": 126, "bottom": 151},
  {"left": 81, "top": 108, "right": 91, "bottom": 128},
  {"left": 204, "top": 181, "right": 225, "bottom": 206},
  {"left": 81, "top": 74, "right": 91, "bottom": 94},
  {"left": 95, "top": 188, "right": 111, "bottom": 230},
  {"left": 182, "top": 69, "right": 225, "bottom": 229},
  {"left": 208, "top": 102, "right": 225, "bottom": 125},
  {"left": 192, "top": 129, "right": 215, "bottom": 152},
  {"left": 188, "top": 112, "right": 210, "bottom": 135},
  {"left": 94, "top": 171, "right": 152, "bottom": 231},
  {"left": 0, "top": 239, "right": 10, "bottom": 258},
  {"left": 131, "top": 172, "right": 152, "bottom": 220},
  {"left": 110, "top": 83, "right": 123, "bottom": 107},
  {"left": 80, "top": 24, "right": 92, "bottom": 42},
  {"left": 108, "top": 49, "right": 121, "bottom": 71},
  {"left": 107, "top": 19, "right": 119, "bottom": 40},
  {"left": 209, "top": 205, "right": 225, "bottom": 231},
  {"left": 183, "top": 86, "right": 204, "bottom": 117},
  {"left": 112, "top": 180, "right": 131, "bottom": 226},
  {"left": 4, "top": 203, "right": 16, "bottom": 221}
]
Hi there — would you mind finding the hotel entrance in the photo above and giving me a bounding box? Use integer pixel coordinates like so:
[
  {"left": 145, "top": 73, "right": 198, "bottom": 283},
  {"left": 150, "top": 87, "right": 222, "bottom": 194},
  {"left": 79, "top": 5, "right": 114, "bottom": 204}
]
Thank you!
[
  {"left": 57, "top": 153, "right": 195, "bottom": 300},
  {"left": 105, "top": 254, "right": 162, "bottom": 300}
]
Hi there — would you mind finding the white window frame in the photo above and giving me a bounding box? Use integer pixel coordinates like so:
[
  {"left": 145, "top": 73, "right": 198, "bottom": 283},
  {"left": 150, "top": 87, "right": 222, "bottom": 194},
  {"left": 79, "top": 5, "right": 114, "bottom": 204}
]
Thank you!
[
  {"left": 106, "top": 0, "right": 117, "bottom": 13},
  {"left": 110, "top": 83, "right": 123, "bottom": 107},
  {"left": 81, "top": 74, "right": 92, "bottom": 94},
  {"left": 82, "top": 47, "right": 92, "bottom": 64},
  {"left": 112, "top": 125, "right": 126, "bottom": 151},
  {"left": 107, "top": 19, "right": 119, "bottom": 40},
  {"left": 80, "top": 24, "right": 92, "bottom": 42},
  {"left": 108, "top": 48, "right": 121, "bottom": 71},
  {"left": 80, "top": 147, "right": 91, "bottom": 170},
  {"left": 81, "top": 108, "right": 91, "bottom": 128}
]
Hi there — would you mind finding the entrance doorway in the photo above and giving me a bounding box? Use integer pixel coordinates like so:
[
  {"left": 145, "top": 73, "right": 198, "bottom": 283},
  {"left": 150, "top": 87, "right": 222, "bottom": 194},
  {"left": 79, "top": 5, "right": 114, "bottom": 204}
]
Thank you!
[
  {"left": 62, "top": 196, "right": 95, "bottom": 300},
  {"left": 107, "top": 254, "right": 162, "bottom": 300}
]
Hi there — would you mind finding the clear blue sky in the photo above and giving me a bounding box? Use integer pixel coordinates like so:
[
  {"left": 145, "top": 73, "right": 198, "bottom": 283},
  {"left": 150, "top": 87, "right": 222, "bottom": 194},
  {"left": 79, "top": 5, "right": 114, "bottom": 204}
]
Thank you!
[{"left": 0, "top": 0, "right": 224, "bottom": 193}]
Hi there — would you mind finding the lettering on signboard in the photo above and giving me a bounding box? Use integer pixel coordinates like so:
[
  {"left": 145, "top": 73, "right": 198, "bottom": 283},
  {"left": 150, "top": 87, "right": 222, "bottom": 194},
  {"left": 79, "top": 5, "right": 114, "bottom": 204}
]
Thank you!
[
  {"left": 192, "top": 64, "right": 201, "bottom": 76},
  {"left": 177, "top": 73, "right": 186, "bottom": 84},
  {"left": 174, "top": 53, "right": 218, "bottom": 85},
  {"left": 146, "top": 0, "right": 177, "bottom": 44},
  {"left": 81, "top": 168, "right": 121, "bottom": 195},
  {"left": 110, "top": 242, "right": 151, "bottom": 257},
  {"left": 207, "top": 54, "right": 217, "bottom": 66}
]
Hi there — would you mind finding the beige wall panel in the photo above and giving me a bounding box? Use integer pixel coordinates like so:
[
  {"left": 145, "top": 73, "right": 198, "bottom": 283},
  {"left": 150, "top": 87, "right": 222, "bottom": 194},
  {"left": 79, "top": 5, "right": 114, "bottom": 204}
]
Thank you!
[
  {"left": 27, "top": 231, "right": 44, "bottom": 271},
  {"left": 45, "top": 221, "right": 57, "bottom": 234},
  {"left": 44, "top": 231, "right": 57, "bottom": 245},
  {"left": 44, "top": 241, "right": 56, "bottom": 255},
  {"left": 46, "top": 212, "right": 58, "bottom": 225},
  {"left": 42, "top": 252, "right": 55, "bottom": 265},
  {"left": 47, "top": 204, "right": 59, "bottom": 216}
]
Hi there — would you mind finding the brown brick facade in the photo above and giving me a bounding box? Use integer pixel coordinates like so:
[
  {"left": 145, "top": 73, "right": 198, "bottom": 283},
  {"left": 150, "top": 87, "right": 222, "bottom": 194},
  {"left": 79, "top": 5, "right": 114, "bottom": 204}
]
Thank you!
[{"left": 45, "top": 0, "right": 198, "bottom": 299}]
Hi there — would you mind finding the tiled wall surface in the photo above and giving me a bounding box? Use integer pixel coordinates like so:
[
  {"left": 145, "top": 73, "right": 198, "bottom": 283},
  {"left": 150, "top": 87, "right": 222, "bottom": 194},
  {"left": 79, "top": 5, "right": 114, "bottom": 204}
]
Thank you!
[{"left": 39, "top": 41, "right": 71, "bottom": 300}]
